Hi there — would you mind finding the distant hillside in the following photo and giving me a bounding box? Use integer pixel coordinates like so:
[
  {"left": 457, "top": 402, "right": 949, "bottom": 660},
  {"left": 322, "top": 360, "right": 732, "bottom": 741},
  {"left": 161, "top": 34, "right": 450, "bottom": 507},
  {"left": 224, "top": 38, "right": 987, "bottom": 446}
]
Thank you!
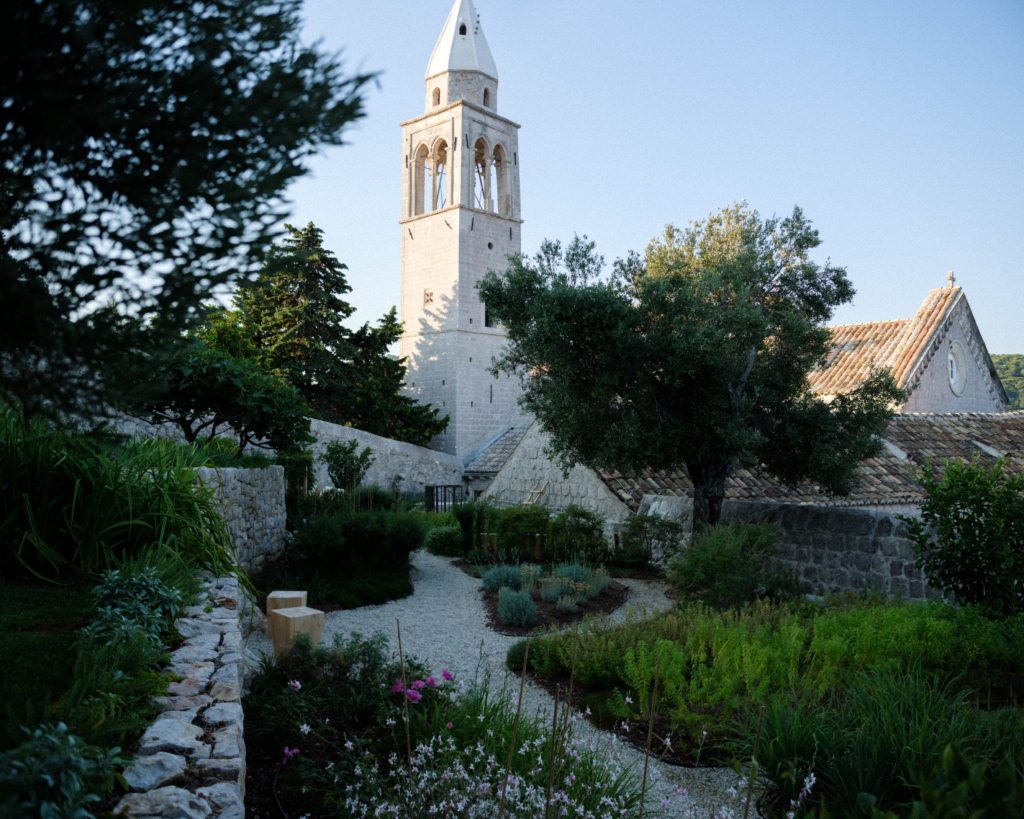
[{"left": 992, "top": 354, "right": 1024, "bottom": 409}]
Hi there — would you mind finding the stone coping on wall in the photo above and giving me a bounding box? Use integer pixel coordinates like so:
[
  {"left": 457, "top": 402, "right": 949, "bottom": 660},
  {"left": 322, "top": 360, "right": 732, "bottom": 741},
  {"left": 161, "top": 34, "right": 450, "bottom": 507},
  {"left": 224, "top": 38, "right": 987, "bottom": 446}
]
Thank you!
[{"left": 114, "top": 574, "right": 246, "bottom": 818}]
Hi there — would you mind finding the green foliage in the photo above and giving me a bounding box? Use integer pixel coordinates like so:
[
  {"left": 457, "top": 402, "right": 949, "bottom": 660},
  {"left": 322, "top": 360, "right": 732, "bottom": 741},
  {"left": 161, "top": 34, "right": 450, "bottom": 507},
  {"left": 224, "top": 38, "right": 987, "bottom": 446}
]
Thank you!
[
  {"left": 668, "top": 522, "right": 804, "bottom": 609},
  {"left": 479, "top": 207, "right": 904, "bottom": 528},
  {"left": 617, "top": 514, "right": 684, "bottom": 567},
  {"left": 321, "top": 439, "right": 375, "bottom": 493},
  {"left": 259, "top": 508, "right": 425, "bottom": 608},
  {"left": 0, "top": 723, "right": 122, "bottom": 818},
  {"left": 992, "top": 353, "right": 1024, "bottom": 409},
  {"left": 0, "top": 412, "right": 237, "bottom": 581},
  {"left": 125, "top": 335, "right": 313, "bottom": 454},
  {"left": 481, "top": 564, "right": 522, "bottom": 593},
  {"left": 424, "top": 524, "right": 463, "bottom": 557},
  {"left": 904, "top": 458, "right": 1024, "bottom": 616},
  {"left": 351, "top": 484, "right": 397, "bottom": 511},
  {"left": 452, "top": 499, "right": 491, "bottom": 552},
  {"left": 515, "top": 598, "right": 1024, "bottom": 755},
  {"left": 548, "top": 505, "right": 607, "bottom": 563},
  {"left": 233, "top": 223, "right": 448, "bottom": 445},
  {"left": 497, "top": 587, "right": 538, "bottom": 628},
  {"left": 749, "top": 668, "right": 1022, "bottom": 818},
  {"left": 491, "top": 504, "right": 551, "bottom": 559},
  {"left": 83, "top": 567, "right": 184, "bottom": 647},
  {"left": 0, "top": 1, "right": 372, "bottom": 420}
]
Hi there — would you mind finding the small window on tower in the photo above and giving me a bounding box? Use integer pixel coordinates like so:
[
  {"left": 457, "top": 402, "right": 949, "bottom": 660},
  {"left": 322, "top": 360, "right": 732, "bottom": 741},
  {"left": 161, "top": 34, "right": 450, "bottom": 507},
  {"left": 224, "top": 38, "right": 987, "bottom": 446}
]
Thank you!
[
  {"left": 485, "top": 304, "right": 495, "bottom": 328},
  {"left": 432, "top": 87, "right": 441, "bottom": 106},
  {"left": 459, "top": 23, "right": 467, "bottom": 35},
  {"left": 483, "top": 88, "right": 491, "bottom": 107},
  {"left": 423, "top": 289, "right": 434, "bottom": 305}
]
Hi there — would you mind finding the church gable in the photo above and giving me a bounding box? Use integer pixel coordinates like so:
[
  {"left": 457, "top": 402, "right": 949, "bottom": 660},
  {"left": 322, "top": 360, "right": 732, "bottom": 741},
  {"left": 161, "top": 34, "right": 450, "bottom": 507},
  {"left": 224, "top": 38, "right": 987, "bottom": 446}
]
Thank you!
[{"left": 811, "top": 284, "right": 1008, "bottom": 413}]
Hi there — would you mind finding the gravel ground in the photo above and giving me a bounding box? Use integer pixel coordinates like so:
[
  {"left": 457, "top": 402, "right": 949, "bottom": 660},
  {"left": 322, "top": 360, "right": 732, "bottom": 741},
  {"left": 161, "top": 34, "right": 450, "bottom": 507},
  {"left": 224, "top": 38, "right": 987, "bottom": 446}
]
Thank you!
[{"left": 245, "top": 551, "right": 753, "bottom": 817}]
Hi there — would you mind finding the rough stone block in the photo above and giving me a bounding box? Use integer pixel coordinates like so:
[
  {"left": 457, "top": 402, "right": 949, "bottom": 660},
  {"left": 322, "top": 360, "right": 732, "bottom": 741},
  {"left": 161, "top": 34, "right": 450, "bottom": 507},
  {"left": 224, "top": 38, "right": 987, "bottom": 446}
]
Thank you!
[
  {"left": 138, "top": 712, "right": 204, "bottom": 756},
  {"left": 270, "top": 606, "right": 324, "bottom": 658},
  {"left": 196, "top": 783, "right": 244, "bottom": 819},
  {"left": 267, "top": 591, "right": 308, "bottom": 643},
  {"left": 123, "top": 752, "right": 187, "bottom": 791},
  {"left": 202, "top": 702, "right": 243, "bottom": 728},
  {"left": 115, "top": 786, "right": 211, "bottom": 818}
]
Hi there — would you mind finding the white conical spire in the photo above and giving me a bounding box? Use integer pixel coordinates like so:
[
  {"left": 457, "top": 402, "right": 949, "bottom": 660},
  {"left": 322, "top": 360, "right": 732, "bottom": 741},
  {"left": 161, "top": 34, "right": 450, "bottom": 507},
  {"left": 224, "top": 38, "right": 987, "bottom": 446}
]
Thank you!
[{"left": 426, "top": 0, "right": 498, "bottom": 80}]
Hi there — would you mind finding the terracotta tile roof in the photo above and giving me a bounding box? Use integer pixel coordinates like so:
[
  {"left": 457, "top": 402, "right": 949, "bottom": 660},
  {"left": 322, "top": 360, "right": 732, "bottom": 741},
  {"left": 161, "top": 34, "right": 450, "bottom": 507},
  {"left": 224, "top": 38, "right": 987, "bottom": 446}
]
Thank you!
[
  {"left": 465, "top": 426, "right": 529, "bottom": 474},
  {"left": 810, "top": 286, "right": 961, "bottom": 396},
  {"left": 597, "top": 410, "right": 1024, "bottom": 512}
]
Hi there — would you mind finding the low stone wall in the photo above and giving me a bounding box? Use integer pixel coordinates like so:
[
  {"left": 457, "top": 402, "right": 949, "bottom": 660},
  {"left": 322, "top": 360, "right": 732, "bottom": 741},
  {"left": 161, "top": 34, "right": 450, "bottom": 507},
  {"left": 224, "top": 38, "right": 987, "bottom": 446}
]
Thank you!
[
  {"left": 115, "top": 575, "right": 246, "bottom": 818},
  {"left": 722, "top": 500, "right": 936, "bottom": 601},
  {"left": 198, "top": 466, "right": 286, "bottom": 573},
  {"left": 310, "top": 418, "right": 464, "bottom": 494}
]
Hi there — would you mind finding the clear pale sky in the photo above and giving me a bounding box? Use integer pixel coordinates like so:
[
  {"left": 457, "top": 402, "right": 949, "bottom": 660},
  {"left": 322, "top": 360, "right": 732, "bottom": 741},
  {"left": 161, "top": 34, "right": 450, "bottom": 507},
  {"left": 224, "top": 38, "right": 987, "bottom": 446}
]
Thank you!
[{"left": 283, "top": 0, "right": 1024, "bottom": 353}]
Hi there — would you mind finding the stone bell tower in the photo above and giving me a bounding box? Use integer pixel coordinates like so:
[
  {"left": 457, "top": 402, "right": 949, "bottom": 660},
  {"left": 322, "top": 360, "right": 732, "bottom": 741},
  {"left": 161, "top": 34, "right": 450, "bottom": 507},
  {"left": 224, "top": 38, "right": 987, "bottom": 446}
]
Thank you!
[{"left": 399, "top": 0, "right": 528, "bottom": 463}]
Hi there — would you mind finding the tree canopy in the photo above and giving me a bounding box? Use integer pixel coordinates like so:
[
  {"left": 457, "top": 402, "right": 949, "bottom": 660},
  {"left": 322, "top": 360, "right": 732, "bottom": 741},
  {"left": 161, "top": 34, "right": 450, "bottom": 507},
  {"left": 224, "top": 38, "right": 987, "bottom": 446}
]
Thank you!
[
  {"left": 992, "top": 354, "right": 1024, "bottom": 409},
  {"left": 479, "top": 204, "right": 904, "bottom": 528},
  {"left": 230, "top": 223, "right": 448, "bottom": 446},
  {"left": 0, "top": 0, "right": 372, "bottom": 418}
]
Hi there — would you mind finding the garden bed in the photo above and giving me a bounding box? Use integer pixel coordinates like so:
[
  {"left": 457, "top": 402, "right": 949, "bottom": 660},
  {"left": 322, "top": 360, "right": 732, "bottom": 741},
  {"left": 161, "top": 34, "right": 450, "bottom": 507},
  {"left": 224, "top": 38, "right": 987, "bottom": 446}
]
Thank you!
[{"left": 480, "top": 580, "right": 629, "bottom": 636}]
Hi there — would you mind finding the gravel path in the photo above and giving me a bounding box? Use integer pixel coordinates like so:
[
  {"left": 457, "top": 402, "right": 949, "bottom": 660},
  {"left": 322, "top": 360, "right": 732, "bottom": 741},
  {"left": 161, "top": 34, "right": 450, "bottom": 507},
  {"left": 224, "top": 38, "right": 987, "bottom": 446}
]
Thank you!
[{"left": 245, "top": 551, "right": 751, "bottom": 817}]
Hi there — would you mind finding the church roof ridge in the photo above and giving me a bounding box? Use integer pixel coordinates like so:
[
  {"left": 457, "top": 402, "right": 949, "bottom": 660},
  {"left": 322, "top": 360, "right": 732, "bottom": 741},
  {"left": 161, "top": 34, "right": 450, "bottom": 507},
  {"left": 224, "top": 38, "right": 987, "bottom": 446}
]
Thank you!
[{"left": 426, "top": 0, "right": 498, "bottom": 81}]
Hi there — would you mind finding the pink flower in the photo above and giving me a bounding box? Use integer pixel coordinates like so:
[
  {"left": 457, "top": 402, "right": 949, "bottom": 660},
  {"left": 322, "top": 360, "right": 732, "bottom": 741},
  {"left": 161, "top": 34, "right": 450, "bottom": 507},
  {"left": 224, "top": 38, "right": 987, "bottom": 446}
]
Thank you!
[
  {"left": 390, "top": 680, "right": 406, "bottom": 694},
  {"left": 406, "top": 689, "right": 422, "bottom": 703},
  {"left": 287, "top": 680, "right": 302, "bottom": 691},
  {"left": 282, "top": 746, "right": 300, "bottom": 765},
  {"left": 442, "top": 668, "right": 454, "bottom": 682},
  {"left": 425, "top": 676, "right": 438, "bottom": 688},
  {"left": 446, "top": 721, "right": 454, "bottom": 729},
  {"left": 410, "top": 679, "right": 426, "bottom": 691}
]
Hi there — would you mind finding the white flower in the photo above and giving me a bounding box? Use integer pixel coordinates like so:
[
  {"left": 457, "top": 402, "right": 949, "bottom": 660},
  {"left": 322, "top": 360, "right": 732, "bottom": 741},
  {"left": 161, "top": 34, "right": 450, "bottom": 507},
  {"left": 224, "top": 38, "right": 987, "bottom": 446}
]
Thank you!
[
  {"left": 299, "top": 723, "right": 311, "bottom": 735},
  {"left": 624, "top": 695, "right": 633, "bottom": 705},
  {"left": 345, "top": 740, "right": 355, "bottom": 751}
]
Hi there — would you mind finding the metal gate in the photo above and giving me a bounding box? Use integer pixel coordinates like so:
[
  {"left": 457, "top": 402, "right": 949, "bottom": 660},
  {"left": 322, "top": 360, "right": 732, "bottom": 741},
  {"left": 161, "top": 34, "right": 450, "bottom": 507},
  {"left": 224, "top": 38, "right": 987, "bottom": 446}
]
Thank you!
[{"left": 424, "top": 485, "right": 466, "bottom": 513}]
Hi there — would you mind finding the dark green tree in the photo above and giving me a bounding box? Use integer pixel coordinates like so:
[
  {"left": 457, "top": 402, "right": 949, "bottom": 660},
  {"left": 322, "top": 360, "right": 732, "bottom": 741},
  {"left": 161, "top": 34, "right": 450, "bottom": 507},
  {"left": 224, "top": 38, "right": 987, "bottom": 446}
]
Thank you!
[
  {"left": 236, "top": 224, "right": 447, "bottom": 445},
  {"left": 992, "top": 354, "right": 1024, "bottom": 409},
  {"left": 129, "top": 336, "right": 311, "bottom": 456},
  {"left": 0, "top": 0, "right": 372, "bottom": 418},
  {"left": 479, "top": 204, "right": 904, "bottom": 529}
]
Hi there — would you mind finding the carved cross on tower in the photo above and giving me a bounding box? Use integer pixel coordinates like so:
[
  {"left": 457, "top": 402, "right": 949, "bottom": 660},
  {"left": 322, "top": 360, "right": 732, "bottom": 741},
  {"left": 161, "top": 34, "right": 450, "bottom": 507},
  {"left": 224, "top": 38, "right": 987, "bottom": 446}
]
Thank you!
[{"left": 946, "top": 270, "right": 956, "bottom": 288}]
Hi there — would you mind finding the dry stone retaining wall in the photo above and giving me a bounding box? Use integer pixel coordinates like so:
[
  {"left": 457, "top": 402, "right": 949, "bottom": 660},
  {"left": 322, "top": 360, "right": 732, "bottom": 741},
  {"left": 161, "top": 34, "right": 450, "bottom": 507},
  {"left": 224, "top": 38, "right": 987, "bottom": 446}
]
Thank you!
[
  {"left": 198, "top": 466, "right": 286, "bottom": 573},
  {"left": 115, "top": 575, "right": 246, "bottom": 818},
  {"left": 722, "top": 500, "right": 937, "bottom": 601},
  {"left": 310, "top": 418, "right": 464, "bottom": 493}
]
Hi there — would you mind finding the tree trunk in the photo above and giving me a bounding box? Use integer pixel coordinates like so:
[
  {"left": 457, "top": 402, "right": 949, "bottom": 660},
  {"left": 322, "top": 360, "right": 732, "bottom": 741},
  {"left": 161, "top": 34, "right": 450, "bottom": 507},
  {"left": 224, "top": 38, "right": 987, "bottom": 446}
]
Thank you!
[{"left": 688, "top": 459, "right": 731, "bottom": 532}]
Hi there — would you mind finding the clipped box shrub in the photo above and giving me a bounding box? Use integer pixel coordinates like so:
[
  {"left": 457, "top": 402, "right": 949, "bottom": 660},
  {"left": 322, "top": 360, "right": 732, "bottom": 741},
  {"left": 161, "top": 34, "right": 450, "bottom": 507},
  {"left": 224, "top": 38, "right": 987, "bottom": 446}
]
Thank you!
[
  {"left": 482, "top": 565, "right": 521, "bottom": 593},
  {"left": 452, "top": 499, "right": 491, "bottom": 552},
  {"left": 497, "top": 588, "right": 538, "bottom": 628},
  {"left": 424, "top": 524, "right": 463, "bottom": 557}
]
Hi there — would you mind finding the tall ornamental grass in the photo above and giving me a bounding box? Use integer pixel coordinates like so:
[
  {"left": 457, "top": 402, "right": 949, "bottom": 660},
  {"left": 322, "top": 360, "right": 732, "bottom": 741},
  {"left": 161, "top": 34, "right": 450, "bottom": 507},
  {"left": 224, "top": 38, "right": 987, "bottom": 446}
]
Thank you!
[{"left": 0, "top": 411, "right": 236, "bottom": 581}]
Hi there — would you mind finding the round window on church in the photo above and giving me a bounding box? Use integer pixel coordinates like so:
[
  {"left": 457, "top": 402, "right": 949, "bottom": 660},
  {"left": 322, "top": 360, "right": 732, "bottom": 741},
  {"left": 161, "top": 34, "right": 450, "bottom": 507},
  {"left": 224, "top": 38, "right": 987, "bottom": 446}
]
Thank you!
[{"left": 948, "top": 341, "right": 967, "bottom": 396}]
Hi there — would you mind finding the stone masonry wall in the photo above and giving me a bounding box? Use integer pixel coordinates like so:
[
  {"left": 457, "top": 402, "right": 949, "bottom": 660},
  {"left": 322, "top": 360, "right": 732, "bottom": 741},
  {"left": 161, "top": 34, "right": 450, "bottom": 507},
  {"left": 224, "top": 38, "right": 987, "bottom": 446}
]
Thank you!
[
  {"left": 721, "top": 500, "right": 937, "bottom": 601},
  {"left": 197, "top": 466, "right": 287, "bottom": 574},
  {"left": 115, "top": 575, "right": 245, "bottom": 818},
  {"left": 310, "top": 418, "right": 464, "bottom": 494}
]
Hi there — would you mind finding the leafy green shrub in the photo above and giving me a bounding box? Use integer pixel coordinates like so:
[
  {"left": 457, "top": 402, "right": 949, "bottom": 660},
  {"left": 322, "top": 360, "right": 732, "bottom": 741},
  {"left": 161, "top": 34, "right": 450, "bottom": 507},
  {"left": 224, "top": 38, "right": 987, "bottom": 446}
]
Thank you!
[
  {"left": 904, "top": 458, "right": 1024, "bottom": 616},
  {"left": 0, "top": 723, "right": 121, "bottom": 818},
  {"left": 519, "top": 563, "right": 541, "bottom": 594},
  {"left": 491, "top": 505, "right": 550, "bottom": 560},
  {"left": 352, "top": 484, "right": 396, "bottom": 511},
  {"left": 320, "top": 439, "right": 374, "bottom": 493},
  {"left": 617, "top": 514, "right": 684, "bottom": 567},
  {"left": 452, "top": 499, "right": 491, "bottom": 552},
  {"left": 292, "top": 509, "right": 425, "bottom": 571},
  {"left": 482, "top": 564, "right": 521, "bottom": 592},
  {"left": 497, "top": 587, "right": 538, "bottom": 627},
  {"left": 424, "top": 524, "right": 463, "bottom": 557},
  {"left": 548, "top": 505, "right": 607, "bottom": 563},
  {"left": 0, "top": 413, "right": 236, "bottom": 581},
  {"left": 586, "top": 568, "right": 612, "bottom": 599},
  {"left": 84, "top": 567, "right": 184, "bottom": 646},
  {"left": 668, "top": 522, "right": 803, "bottom": 609}
]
